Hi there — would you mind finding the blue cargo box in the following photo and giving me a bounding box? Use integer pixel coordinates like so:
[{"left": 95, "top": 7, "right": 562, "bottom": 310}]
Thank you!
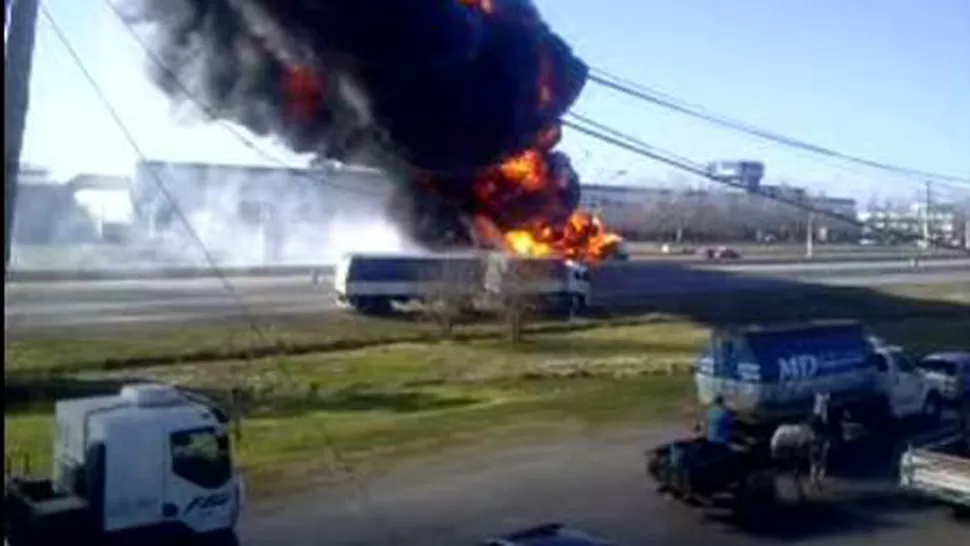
[{"left": 694, "top": 321, "right": 879, "bottom": 419}]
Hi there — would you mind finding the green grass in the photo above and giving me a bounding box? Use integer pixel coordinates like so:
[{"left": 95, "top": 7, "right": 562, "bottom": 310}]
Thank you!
[
  {"left": 5, "top": 322, "right": 701, "bottom": 499},
  {"left": 5, "top": 282, "right": 968, "bottom": 500},
  {"left": 7, "top": 282, "right": 968, "bottom": 376}
]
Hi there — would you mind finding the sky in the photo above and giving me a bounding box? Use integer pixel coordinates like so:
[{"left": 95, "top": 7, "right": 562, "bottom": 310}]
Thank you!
[{"left": 18, "top": 0, "right": 970, "bottom": 206}]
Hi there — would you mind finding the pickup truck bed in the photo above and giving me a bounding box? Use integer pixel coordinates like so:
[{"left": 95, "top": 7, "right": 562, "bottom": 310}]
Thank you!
[{"left": 899, "top": 433, "right": 970, "bottom": 510}]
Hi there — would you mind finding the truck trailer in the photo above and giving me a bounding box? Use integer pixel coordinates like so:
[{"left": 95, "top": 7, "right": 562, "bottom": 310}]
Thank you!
[{"left": 333, "top": 252, "right": 591, "bottom": 315}]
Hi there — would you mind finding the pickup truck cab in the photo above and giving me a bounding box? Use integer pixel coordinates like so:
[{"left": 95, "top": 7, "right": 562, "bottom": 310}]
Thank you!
[{"left": 871, "top": 344, "right": 946, "bottom": 422}]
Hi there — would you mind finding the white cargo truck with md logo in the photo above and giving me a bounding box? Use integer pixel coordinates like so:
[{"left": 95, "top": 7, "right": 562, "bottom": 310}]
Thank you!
[
  {"left": 4, "top": 383, "right": 243, "bottom": 546},
  {"left": 694, "top": 320, "right": 945, "bottom": 435}
]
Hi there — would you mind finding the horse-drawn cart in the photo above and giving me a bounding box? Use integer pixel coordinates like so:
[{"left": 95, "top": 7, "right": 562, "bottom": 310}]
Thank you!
[{"left": 645, "top": 437, "right": 778, "bottom": 512}]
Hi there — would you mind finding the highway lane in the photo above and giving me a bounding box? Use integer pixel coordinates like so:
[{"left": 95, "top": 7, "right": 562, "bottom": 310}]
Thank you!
[
  {"left": 5, "top": 259, "right": 968, "bottom": 332},
  {"left": 240, "top": 425, "right": 970, "bottom": 546}
]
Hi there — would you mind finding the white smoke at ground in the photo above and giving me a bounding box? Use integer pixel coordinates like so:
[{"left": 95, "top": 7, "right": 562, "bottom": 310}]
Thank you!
[{"left": 131, "top": 160, "right": 415, "bottom": 269}]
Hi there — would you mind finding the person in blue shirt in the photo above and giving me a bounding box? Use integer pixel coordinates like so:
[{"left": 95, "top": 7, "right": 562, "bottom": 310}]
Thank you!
[{"left": 706, "top": 395, "right": 736, "bottom": 447}]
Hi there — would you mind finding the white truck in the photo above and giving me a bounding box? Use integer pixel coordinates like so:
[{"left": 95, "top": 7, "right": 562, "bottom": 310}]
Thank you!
[
  {"left": 694, "top": 322, "right": 946, "bottom": 432},
  {"left": 483, "top": 254, "right": 592, "bottom": 314},
  {"left": 899, "top": 428, "right": 970, "bottom": 516},
  {"left": 866, "top": 342, "right": 947, "bottom": 424},
  {"left": 4, "top": 383, "right": 244, "bottom": 546},
  {"left": 333, "top": 252, "right": 591, "bottom": 315}
]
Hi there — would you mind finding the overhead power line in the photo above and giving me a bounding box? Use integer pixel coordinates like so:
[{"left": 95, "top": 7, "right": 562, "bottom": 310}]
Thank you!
[
  {"left": 564, "top": 111, "right": 970, "bottom": 255},
  {"left": 587, "top": 67, "right": 970, "bottom": 187},
  {"left": 56, "top": 4, "right": 403, "bottom": 541},
  {"left": 101, "top": 0, "right": 388, "bottom": 198}
]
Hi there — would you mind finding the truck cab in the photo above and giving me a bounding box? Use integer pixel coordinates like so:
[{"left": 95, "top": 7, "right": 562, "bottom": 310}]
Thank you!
[
  {"left": 5, "top": 384, "right": 243, "bottom": 546},
  {"left": 870, "top": 345, "right": 945, "bottom": 422}
]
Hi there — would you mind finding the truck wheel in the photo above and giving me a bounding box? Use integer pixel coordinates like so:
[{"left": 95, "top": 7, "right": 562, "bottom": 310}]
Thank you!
[{"left": 569, "top": 295, "right": 587, "bottom": 316}]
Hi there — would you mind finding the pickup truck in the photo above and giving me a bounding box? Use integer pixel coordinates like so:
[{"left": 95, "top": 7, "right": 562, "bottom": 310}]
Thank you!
[{"left": 899, "top": 429, "right": 970, "bottom": 516}]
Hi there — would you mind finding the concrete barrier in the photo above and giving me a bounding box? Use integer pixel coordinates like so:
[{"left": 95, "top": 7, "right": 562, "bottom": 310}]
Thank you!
[
  {"left": 6, "top": 252, "right": 966, "bottom": 283},
  {"left": 6, "top": 265, "right": 335, "bottom": 283}
]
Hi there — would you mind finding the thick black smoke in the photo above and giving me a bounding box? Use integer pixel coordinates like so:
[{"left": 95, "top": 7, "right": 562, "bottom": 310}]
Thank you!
[{"left": 128, "top": 0, "right": 588, "bottom": 249}]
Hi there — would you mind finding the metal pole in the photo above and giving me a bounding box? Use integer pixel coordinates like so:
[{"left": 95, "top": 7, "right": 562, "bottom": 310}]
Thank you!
[
  {"left": 805, "top": 211, "right": 815, "bottom": 259},
  {"left": 921, "top": 181, "right": 932, "bottom": 245},
  {"left": 4, "top": 0, "right": 40, "bottom": 276}
]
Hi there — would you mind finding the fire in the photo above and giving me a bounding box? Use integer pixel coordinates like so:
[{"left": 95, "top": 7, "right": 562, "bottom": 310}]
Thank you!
[
  {"left": 274, "top": 1, "right": 618, "bottom": 264},
  {"left": 458, "top": 0, "right": 495, "bottom": 14},
  {"left": 498, "top": 149, "right": 548, "bottom": 191},
  {"left": 284, "top": 66, "right": 326, "bottom": 119},
  {"left": 472, "top": 145, "right": 623, "bottom": 264}
]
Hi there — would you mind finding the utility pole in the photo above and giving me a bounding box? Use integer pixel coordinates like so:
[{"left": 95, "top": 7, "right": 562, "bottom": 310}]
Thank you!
[
  {"left": 921, "top": 180, "right": 933, "bottom": 247},
  {"left": 964, "top": 217, "right": 970, "bottom": 250},
  {"left": 805, "top": 211, "right": 815, "bottom": 259},
  {"left": 4, "top": 0, "right": 40, "bottom": 276}
]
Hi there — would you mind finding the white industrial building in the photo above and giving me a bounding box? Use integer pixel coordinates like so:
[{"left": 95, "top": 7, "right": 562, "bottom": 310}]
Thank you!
[
  {"left": 130, "top": 160, "right": 399, "bottom": 266},
  {"left": 860, "top": 202, "right": 966, "bottom": 245},
  {"left": 579, "top": 182, "right": 860, "bottom": 242}
]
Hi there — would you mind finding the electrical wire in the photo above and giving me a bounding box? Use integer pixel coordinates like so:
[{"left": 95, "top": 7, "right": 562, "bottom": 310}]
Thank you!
[
  {"left": 587, "top": 67, "right": 970, "bottom": 187},
  {"left": 93, "top": 2, "right": 408, "bottom": 540},
  {"left": 41, "top": 4, "right": 398, "bottom": 539},
  {"left": 564, "top": 113, "right": 970, "bottom": 255},
  {"left": 101, "top": 0, "right": 389, "bottom": 198}
]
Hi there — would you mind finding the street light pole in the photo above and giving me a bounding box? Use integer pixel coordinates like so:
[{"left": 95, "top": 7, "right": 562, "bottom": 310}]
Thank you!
[
  {"left": 805, "top": 211, "right": 815, "bottom": 259},
  {"left": 4, "top": 0, "right": 40, "bottom": 276}
]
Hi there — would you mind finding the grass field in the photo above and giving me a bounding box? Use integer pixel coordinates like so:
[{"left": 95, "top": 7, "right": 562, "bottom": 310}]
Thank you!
[{"left": 5, "top": 282, "right": 969, "bottom": 500}]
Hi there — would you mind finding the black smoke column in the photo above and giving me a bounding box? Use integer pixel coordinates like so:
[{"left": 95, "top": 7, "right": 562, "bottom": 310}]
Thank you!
[{"left": 127, "top": 0, "right": 589, "bottom": 249}]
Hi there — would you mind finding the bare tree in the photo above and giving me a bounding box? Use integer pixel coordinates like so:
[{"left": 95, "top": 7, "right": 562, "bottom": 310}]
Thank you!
[
  {"left": 423, "top": 256, "right": 481, "bottom": 339},
  {"left": 485, "top": 253, "right": 540, "bottom": 343}
]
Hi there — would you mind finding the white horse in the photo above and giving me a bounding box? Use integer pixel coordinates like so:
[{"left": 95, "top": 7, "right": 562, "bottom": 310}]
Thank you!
[{"left": 770, "top": 422, "right": 827, "bottom": 498}]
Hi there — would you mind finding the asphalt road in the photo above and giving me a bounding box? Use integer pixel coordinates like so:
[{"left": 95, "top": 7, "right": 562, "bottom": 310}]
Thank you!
[
  {"left": 5, "top": 259, "right": 969, "bottom": 332},
  {"left": 240, "top": 425, "right": 970, "bottom": 546}
]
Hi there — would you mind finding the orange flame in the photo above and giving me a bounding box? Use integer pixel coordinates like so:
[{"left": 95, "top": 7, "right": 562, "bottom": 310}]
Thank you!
[
  {"left": 473, "top": 147, "right": 624, "bottom": 264},
  {"left": 284, "top": 66, "right": 326, "bottom": 119},
  {"left": 458, "top": 0, "right": 495, "bottom": 14},
  {"left": 498, "top": 149, "right": 548, "bottom": 191}
]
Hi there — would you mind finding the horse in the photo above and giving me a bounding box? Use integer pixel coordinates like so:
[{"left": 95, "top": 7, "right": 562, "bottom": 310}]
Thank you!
[{"left": 770, "top": 421, "right": 828, "bottom": 499}]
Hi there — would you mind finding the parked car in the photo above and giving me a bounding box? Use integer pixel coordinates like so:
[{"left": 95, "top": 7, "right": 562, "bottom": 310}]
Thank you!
[
  {"left": 917, "top": 352, "right": 970, "bottom": 405},
  {"left": 699, "top": 246, "right": 741, "bottom": 261}
]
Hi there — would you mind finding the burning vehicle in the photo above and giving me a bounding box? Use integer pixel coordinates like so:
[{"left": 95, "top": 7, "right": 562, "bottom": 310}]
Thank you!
[{"left": 127, "top": 0, "right": 622, "bottom": 262}]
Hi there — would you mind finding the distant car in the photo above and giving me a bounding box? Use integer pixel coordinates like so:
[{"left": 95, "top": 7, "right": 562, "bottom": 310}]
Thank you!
[
  {"left": 916, "top": 352, "right": 970, "bottom": 404},
  {"left": 481, "top": 523, "right": 617, "bottom": 546},
  {"left": 699, "top": 246, "right": 741, "bottom": 261}
]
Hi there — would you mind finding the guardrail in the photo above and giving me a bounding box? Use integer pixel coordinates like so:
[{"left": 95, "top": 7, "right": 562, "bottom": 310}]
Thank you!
[
  {"left": 6, "top": 253, "right": 967, "bottom": 283},
  {"left": 6, "top": 265, "right": 332, "bottom": 282}
]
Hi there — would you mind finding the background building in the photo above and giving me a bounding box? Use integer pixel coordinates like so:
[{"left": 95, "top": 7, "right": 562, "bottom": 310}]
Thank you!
[
  {"left": 580, "top": 182, "right": 859, "bottom": 243},
  {"left": 860, "top": 201, "right": 963, "bottom": 245},
  {"left": 13, "top": 166, "right": 99, "bottom": 244}
]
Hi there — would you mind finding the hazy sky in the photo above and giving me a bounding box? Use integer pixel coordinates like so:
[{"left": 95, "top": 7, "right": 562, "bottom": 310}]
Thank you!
[{"left": 19, "top": 0, "right": 970, "bottom": 203}]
